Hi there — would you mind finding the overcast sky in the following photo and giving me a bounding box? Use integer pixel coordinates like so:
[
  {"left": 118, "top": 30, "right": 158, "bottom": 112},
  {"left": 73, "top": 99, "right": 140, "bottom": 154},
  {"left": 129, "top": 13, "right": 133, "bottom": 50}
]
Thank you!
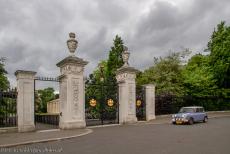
[{"left": 0, "top": 0, "right": 230, "bottom": 89}]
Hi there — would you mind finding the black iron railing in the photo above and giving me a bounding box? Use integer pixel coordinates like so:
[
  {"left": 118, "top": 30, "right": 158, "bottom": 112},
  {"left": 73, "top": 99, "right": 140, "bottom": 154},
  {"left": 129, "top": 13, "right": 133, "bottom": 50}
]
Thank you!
[
  {"left": 35, "top": 114, "right": 59, "bottom": 125},
  {"left": 0, "top": 89, "right": 17, "bottom": 127}
]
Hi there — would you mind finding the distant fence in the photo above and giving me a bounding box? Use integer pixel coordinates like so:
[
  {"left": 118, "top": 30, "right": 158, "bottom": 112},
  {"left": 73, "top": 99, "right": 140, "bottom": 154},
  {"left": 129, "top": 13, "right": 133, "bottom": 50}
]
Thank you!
[
  {"left": 0, "top": 89, "right": 17, "bottom": 127},
  {"left": 155, "top": 96, "right": 230, "bottom": 115},
  {"left": 35, "top": 114, "right": 59, "bottom": 125}
]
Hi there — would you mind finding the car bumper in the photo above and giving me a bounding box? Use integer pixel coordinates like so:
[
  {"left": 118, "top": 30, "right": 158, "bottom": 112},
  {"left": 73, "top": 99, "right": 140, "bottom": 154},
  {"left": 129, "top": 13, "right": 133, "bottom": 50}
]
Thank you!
[{"left": 172, "top": 118, "right": 189, "bottom": 124}]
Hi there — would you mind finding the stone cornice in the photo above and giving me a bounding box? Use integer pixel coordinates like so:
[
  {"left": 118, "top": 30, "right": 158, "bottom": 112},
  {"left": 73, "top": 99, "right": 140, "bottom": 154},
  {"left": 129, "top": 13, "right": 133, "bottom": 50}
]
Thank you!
[
  {"left": 116, "top": 66, "right": 139, "bottom": 75},
  {"left": 14, "top": 70, "right": 37, "bottom": 76},
  {"left": 56, "top": 56, "right": 88, "bottom": 67},
  {"left": 142, "top": 84, "right": 156, "bottom": 88}
]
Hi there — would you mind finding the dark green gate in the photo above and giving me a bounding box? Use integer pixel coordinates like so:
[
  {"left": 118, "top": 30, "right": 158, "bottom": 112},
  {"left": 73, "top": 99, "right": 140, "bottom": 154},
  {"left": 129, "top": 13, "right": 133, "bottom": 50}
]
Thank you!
[
  {"left": 85, "top": 83, "right": 119, "bottom": 126},
  {"left": 136, "top": 86, "right": 146, "bottom": 121}
]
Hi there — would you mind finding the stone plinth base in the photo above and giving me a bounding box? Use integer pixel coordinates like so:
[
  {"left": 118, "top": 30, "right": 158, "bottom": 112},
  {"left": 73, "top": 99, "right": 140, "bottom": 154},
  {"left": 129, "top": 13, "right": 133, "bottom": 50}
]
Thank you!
[
  {"left": 59, "top": 121, "right": 86, "bottom": 129},
  {"left": 146, "top": 115, "right": 156, "bottom": 121},
  {"left": 121, "top": 116, "right": 137, "bottom": 124},
  {"left": 18, "top": 125, "right": 35, "bottom": 133}
]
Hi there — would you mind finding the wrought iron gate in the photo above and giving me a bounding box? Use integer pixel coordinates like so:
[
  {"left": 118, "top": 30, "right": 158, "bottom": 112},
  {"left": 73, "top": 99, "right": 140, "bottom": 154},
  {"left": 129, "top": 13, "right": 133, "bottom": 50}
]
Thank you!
[
  {"left": 0, "top": 89, "right": 17, "bottom": 127},
  {"left": 136, "top": 86, "right": 146, "bottom": 121},
  {"left": 34, "top": 77, "right": 59, "bottom": 128},
  {"left": 85, "top": 83, "right": 119, "bottom": 126}
]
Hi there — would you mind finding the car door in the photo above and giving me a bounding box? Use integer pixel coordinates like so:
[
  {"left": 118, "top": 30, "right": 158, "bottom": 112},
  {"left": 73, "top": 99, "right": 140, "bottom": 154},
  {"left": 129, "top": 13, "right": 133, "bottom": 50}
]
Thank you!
[
  {"left": 196, "top": 108, "right": 205, "bottom": 121},
  {"left": 193, "top": 108, "right": 200, "bottom": 122},
  {"left": 199, "top": 108, "right": 206, "bottom": 121}
]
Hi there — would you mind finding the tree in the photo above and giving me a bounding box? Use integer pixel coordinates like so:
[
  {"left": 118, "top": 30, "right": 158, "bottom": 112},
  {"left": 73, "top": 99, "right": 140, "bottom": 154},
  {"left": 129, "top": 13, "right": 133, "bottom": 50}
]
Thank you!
[
  {"left": 86, "top": 35, "right": 125, "bottom": 97},
  {"left": 182, "top": 54, "right": 217, "bottom": 96},
  {"left": 0, "top": 58, "right": 9, "bottom": 91},
  {"left": 37, "top": 87, "right": 55, "bottom": 113},
  {"left": 208, "top": 21, "right": 230, "bottom": 89},
  {"left": 85, "top": 35, "right": 125, "bottom": 117},
  {"left": 137, "top": 51, "right": 187, "bottom": 96},
  {"left": 106, "top": 35, "right": 124, "bottom": 84}
]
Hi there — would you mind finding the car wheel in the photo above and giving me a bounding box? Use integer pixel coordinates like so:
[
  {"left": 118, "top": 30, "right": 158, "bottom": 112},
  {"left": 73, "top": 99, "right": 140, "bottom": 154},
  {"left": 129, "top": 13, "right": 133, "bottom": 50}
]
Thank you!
[
  {"left": 172, "top": 122, "right": 176, "bottom": 125},
  {"left": 203, "top": 116, "right": 208, "bottom": 123},
  {"left": 188, "top": 118, "right": 194, "bottom": 125}
]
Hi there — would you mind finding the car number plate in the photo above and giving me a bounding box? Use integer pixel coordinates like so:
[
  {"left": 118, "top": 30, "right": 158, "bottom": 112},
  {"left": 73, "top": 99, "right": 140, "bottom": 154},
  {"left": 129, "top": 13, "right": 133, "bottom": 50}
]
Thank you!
[{"left": 176, "top": 121, "right": 182, "bottom": 124}]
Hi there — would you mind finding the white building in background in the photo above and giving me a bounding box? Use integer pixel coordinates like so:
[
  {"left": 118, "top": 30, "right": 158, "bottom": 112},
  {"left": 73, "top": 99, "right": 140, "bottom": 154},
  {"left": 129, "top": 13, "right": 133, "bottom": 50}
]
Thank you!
[{"left": 47, "top": 99, "right": 60, "bottom": 114}]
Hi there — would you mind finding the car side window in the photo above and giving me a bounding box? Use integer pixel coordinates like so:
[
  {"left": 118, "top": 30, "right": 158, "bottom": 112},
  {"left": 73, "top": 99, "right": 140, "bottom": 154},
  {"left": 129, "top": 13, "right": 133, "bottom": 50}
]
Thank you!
[
  {"left": 196, "top": 108, "right": 203, "bottom": 113},
  {"left": 196, "top": 108, "right": 204, "bottom": 113},
  {"left": 200, "top": 108, "right": 204, "bottom": 112}
]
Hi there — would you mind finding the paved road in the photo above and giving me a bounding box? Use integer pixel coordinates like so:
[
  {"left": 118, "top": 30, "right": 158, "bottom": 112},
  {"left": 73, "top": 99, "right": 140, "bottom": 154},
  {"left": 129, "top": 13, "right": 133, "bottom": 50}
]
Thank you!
[{"left": 1, "top": 117, "right": 230, "bottom": 154}]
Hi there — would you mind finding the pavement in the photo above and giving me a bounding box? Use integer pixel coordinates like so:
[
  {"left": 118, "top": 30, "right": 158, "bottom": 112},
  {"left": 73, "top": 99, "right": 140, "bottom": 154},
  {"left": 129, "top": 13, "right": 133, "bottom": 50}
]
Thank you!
[
  {"left": 0, "top": 129, "right": 92, "bottom": 148},
  {"left": 0, "top": 111, "right": 229, "bottom": 148}
]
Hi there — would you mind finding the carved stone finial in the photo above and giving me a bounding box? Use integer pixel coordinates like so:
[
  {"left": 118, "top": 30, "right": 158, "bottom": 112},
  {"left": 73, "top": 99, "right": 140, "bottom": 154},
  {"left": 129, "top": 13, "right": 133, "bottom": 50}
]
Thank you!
[
  {"left": 67, "top": 32, "right": 78, "bottom": 56},
  {"left": 122, "top": 46, "right": 130, "bottom": 67}
]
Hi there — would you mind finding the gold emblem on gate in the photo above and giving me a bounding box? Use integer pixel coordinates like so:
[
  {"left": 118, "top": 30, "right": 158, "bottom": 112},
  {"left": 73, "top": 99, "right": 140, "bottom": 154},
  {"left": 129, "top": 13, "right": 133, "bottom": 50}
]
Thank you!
[
  {"left": 89, "top": 99, "right": 97, "bottom": 107},
  {"left": 107, "top": 99, "right": 114, "bottom": 107},
  {"left": 136, "top": 100, "right": 142, "bottom": 107}
]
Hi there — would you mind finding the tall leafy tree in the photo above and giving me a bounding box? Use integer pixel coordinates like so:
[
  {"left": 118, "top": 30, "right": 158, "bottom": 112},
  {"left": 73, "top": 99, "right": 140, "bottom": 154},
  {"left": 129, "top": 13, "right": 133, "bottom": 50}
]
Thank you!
[
  {"left": 37, "top": 87, "right": 55, "bottom": 113},
  {"left": 208, "top": 21, "right": 230, "bottom": 90},
  {"left": 85, "top": 35, "right": 125, "bottom": 117},
  {"left": 0, "top": 58, "right": 9, "bottom": 91},
  {"left": 137, "top": 51, "right": 187, "bottom": 96},
  {"left": 182, "top": 54, "right": 217, "bottom": 96},
  {"left": 104, "top": 35, "right": 124, "bottom": 100},
  {"left": 86, "top": 35, "right": 124, "bottom": 86},
  {"left": 106, "top": 35, "right": 124, "bottom": 83}
]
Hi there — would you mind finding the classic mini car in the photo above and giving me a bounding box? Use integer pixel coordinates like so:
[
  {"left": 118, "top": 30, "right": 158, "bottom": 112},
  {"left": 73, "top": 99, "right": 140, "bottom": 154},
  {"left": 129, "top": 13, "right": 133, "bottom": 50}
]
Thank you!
[{"left": 172, "top": 106, "right": 208, "bottom": 125}]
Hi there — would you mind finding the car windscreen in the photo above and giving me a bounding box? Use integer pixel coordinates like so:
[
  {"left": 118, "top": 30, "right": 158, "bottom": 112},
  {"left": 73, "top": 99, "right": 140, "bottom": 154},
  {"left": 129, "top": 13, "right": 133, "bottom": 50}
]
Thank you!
[{"left": 179, "top": 108, "right": 195, "bottom": 113}]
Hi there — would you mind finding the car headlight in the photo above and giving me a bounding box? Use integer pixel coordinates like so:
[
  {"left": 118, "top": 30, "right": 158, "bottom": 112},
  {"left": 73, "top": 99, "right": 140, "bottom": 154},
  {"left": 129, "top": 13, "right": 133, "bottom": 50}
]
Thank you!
[
  {"left": 182, "top": 114, "right": 186, "bottom": 118},
  {"left": 172, "top": 115, "right": 175, "bottom": 118}
]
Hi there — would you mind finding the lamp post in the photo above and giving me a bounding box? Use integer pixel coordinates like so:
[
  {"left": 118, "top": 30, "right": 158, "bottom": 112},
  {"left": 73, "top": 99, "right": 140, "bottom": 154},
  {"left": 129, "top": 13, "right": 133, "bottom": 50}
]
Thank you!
[
  {"left": 98, "top": 63, "right": 105, "bottom": 125},
  {"left": 99, "top": 63, "right": 104, "bottom": 82}
]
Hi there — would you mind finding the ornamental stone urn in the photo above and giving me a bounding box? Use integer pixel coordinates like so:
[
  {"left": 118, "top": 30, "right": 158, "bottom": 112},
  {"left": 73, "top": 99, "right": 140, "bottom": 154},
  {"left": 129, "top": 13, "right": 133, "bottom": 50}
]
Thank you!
[
  {"left": 67, "top": 32, "right": 78, "bottom": 56},
  {"left": 122, "top": 46, "right": 130, "bottom": 67}
]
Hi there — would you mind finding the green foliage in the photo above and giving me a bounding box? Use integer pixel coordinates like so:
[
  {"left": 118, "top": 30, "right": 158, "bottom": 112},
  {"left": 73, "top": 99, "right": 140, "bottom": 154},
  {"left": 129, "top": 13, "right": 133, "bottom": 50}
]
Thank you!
[
  {"left": 137, "top": 51, "right": 187, "bottom": 96},
  {"left": 137, "top": 22, "right": 230, "bottom": 98},
  {"left": 106, "top": 35, "right": 124, "bottom": 82},
  {"left": 86, "top": 35, "right": 124, "bottom": 84},
  {"left": 0, "top": 58, "right": 9, "bottom": 90},
  {"left": 86, "top": 35, "right": 124, "bottom": 97},
  {"left": 182, "top": 54, "right": 217, "bottom": 96},
  {"left": 0, "top": 98, "right": 16, "bottom": 116},
  {"left": 208, "top": 21, "right": 230, "bottom": 89},
  {"left": 36, "top": 87, "right": 55, "bottom": 113},
  {"left": 85, "top": 35, "right": 125, "bottom": 117},
  {"left": 105, "top": 35, "right": 124, "bottom": 97}
]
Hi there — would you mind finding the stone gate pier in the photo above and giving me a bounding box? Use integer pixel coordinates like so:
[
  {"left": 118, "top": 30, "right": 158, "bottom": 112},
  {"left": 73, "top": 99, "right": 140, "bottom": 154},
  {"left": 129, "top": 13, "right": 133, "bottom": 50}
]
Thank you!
[
  {"left": 116, "top": 47, "right": 139, "bottom": 124},
  {"left": 57, "top": 33, "right": 88, "bottom": 129},
  {"left": 15, "top": 70, "right": 36, "bottom": 132},
  {"left": 143, "top": 84, "right": 156, "bottom": 121}
]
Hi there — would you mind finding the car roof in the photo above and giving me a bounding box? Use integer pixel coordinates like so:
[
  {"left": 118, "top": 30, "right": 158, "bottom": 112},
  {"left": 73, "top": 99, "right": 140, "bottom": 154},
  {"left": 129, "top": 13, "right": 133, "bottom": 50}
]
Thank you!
[{"left": 182, "top": 106, "right": 203, "bottom": 108}]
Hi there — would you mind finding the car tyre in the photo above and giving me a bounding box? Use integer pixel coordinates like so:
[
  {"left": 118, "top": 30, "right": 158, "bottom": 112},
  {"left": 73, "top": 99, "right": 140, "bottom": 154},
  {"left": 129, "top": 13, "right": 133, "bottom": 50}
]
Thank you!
[
  {"left": 172, "top": 122, "right": 176, "bottom": 125},
  {"left": 188, "top": 118, "right": 194, "bottom": 125},
  {"left": 203, "top": 116, "right": 208, "bottom": 123}
]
